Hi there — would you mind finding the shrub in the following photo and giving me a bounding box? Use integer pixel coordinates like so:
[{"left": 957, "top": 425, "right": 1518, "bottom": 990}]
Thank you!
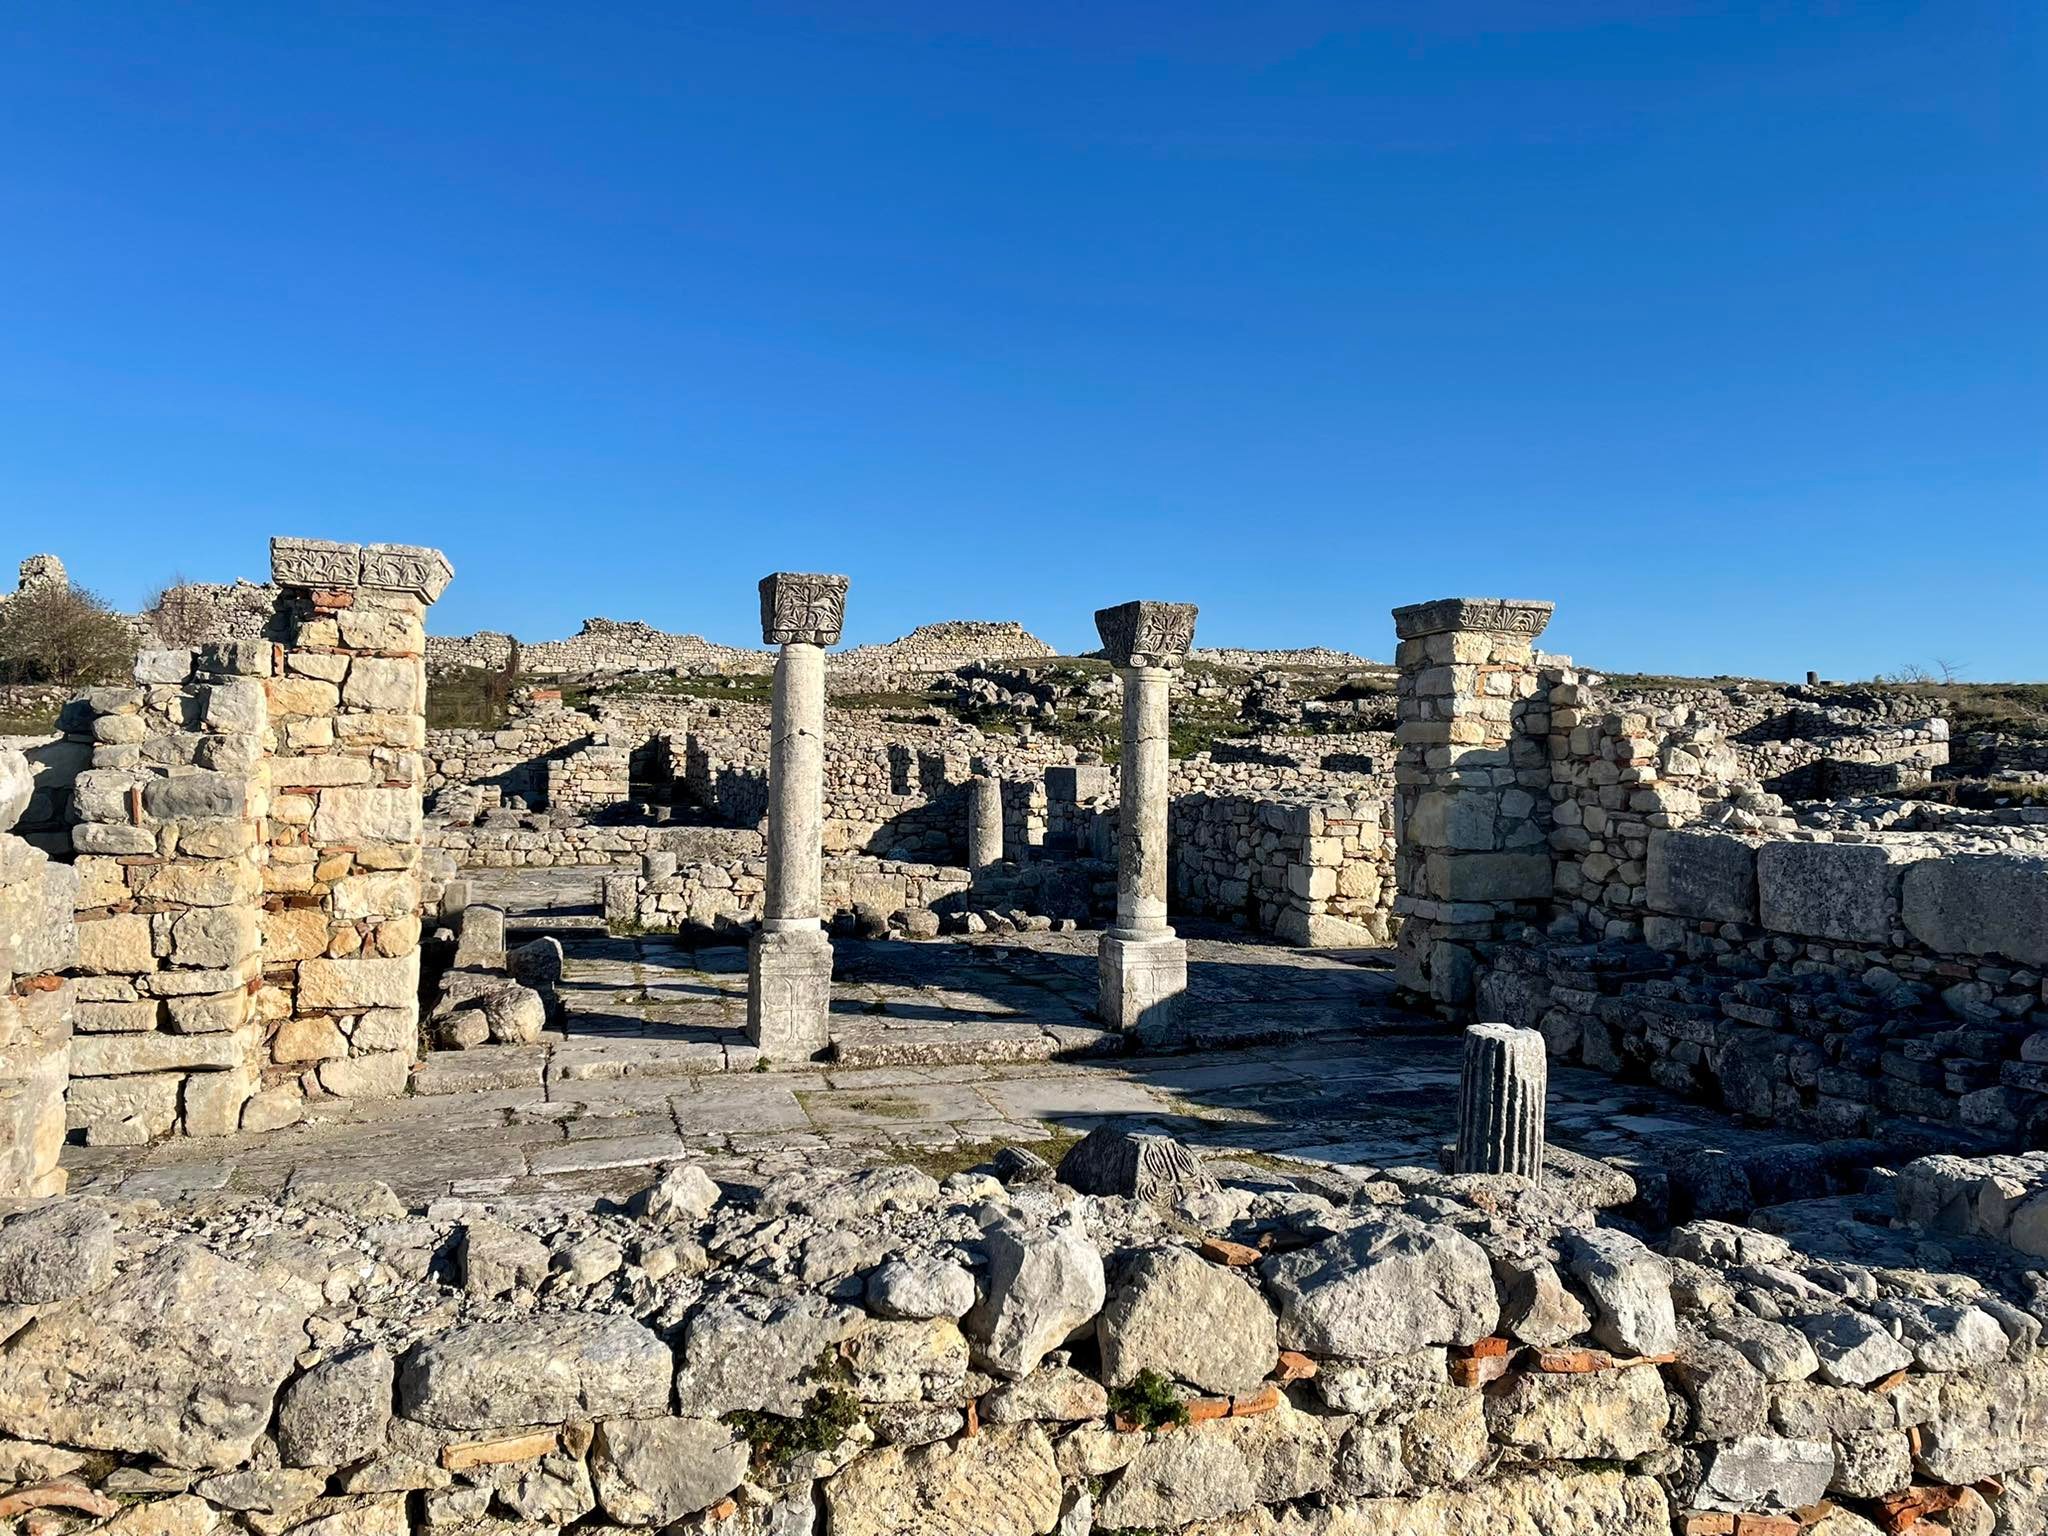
[{"left": 0, "top": 584, "right": 136, "bottom": 687}]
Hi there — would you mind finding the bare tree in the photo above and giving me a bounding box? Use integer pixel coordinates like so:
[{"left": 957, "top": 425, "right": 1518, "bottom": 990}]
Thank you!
[
  {"left": 1934, "top": 657, "right": 1968, "bottom": 684},
  {"left": 142, "top": 574, "right": 216, "bottom": 647}
]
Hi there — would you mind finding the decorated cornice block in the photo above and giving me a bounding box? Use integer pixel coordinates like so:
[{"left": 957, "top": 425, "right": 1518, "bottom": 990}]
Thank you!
[
  {"left": 1094, "top": 600, "right": 1198, "bottom": 669},
  {"left": 361, "top": 543, "right": 455, "bottom": 603},
  {"left": 270, "top": 537, "right": 362, "bottom": 590},
  {"left": 1392, "top": 597, "right": 1554, "bottom": 641},
  {"left": 758, "top": 573, "right": 850, "bottom": 647}
]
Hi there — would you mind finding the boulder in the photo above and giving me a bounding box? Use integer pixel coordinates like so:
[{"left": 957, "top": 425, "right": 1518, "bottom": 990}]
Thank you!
[
  {"left": 866, "top": 1256, "right": 977, "bottom": 1322},
  {"left": 639, "top": 1163, "right": 722, "bottom": 1225},
  {"left": 1700, "top": 1434, "right": 1835, "bottom": 1512},
  {"left": 0, "top": 1240, "right": 308, "bottom": 1468},
  {"left": 674, "top": 1294, "right": 867, "bottom": 1417},
  {"left": 1098, "top": 1244, "right": 1277, "bottom": 1394},
  {"left": 963, "top": 1218, "right": 1106, "bottom": 1380},
  {"left": 482, "top": 984, "right": 546, "bottom": 1045},
  {"left": 823, "top": 1422, "right": 1060, "bottom": 1536},
  {"left": 979, "top": 1362, "right": 1109, "bottom": 1424},
  {"left": 277, "top": 1346, "right": 395, "bottom": 1467},
  {"left": 1792, "top": 1311, "right": 1913, "bottom": 1388},
  {"left": 1260, "top": 1217, "right": 1498, "bottom": 1360},
  {"left": 0, "top": 1200, "right": 116, "bottom": 1304},
  {"left": 1561, "top": 1227, "right": 1676, "bottom": 1357},
  {"left": 457, "top": 1219, "right": 550, "bottom": 1298},
  {"left": 1093, "top": 1400, "right": 1336, "bottom": 1528},
  {"left": 1485, "top": 1363, "right": 1671, "bottom": 1459},
  {"left": 397, "top": 1315, "right": 670, "bottom": 1430},
  {"left": 590, "top": 1416, "right": 749, "bottom": 1527}
]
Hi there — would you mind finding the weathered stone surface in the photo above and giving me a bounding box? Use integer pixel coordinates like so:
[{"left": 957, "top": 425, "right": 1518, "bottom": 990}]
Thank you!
[
  {"left": 866, "top": 1256, "right": 976, "bottom": 1321},
  {"left": 1312, "top": 1468, "right": 1667, "bottom": 1535},
  {"left": 1494, "top": 1255, "right": 1592, "bottom": 1348},
  {"left": 1485, "top": 1363, "right": 1670, "bottom": 1459},
  {"left": 277, "top": 1346, "right": 394, "bottom": 1468},
  {"left": 1056, "top": 1124, "right": 1219, "bottom": 1205},
  {"left": 1699, "top": 1433, "right": 1834, "bottom": 1512},
  {"left": 0, "top": 1241, "right": 308, "bottom": 1468},
  {"left": 1756, "top": 840, "right": 1926, "bottom": 944},
  {"left": 1099, "top": 1244, "right": 1277, "bottom": 1394},
  {"left": 1672, "top": 1333, "right": 1768, "bottom": 1442},
  {"left": 822, "top": 1422, "right": 1058, "bottom": 1536},
  {"left": 1561, "top": 1227, "right": 1676, "bottom": 1357},
  {"left": 1707, "top": 1311, "right": 1819, "bottom": 1382},
  {"left": 964, "top": 1218, "right": 1107, "bottom": 1380},
  {"left": 1792, "top": 1311, "right": 1912, "bottom": 1388},
  {"left": 1314, "top": 1348, "right": 1448, "bottom": 1420},
  {"left": 0, "top": 1199, "right": 116, "bottom": 1304},
  {"left": 979, "top": 1362, "right": 1109, "bottom": 1424},
  {"left": 1260, "top": 1218, "right": 1498, "bottom": 1360},
  {"left": 673, "top": 1294, "right": 867, "bottom": 1416},
  {"left": 590, "top": 1416, "right": 749, "bottom": 1526},
  {"left": 298, "top": 952, "right": 420, "bottom": 1011},
  {"left": 0, "top": 749, "right": 31, "bottom": 832},
  {"left": 397, "top": 1315, "right": 670, "bottom": 1430},
  {"left": 1902, "top": 851, "right": 2048, "bottom": 967},
  {"left": 1915, "top": 1360, "right": 2048, "bottom": 1484},
  {"left": 1647, "top": 828, "right": 1760, "bottom": 925},
  {"left": 1093, "top": 1400, "right": 1334, "bottom": 1528}
]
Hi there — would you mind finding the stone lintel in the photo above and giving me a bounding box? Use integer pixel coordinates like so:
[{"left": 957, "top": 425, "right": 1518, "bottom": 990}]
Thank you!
[
  {"left": 1392, "top": 598, "right": 1554, "bottom": 642},
  {"left": 1094, "top": 601, "right": 1198, "bottom": 670},
  {"left": 271, "top": 537, "right": 454, "bottom": 603},
  {"left": 759, "top": 573, "right": 850, "bottom": 647}
]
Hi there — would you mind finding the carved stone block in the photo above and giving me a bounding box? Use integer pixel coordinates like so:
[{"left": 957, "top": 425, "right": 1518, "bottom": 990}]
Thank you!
[
  {"left": 270, "top": 537, "right": 362, "bottom": 590},
  {"left": 360, "top": 543, "right": 455, "bottom": 603},
  {"left": 1391, "top": 598, "right": 1554, "bottom": 641},
  {"left": 746, "top": 926, "right": 834, "bottom": 1058},
  {"left": 1093, "top": 601, "right": 1198, "bottom": 669},
  {"left": 1098, "top": 932, "right": 1187, "bottom": 1043},
  {"left": 758, "top": 573, "right": 850, "bottom": 647}
]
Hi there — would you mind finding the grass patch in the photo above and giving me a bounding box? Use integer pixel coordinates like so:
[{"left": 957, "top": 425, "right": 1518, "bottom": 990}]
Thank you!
[
  {"left": 604, "top": 673, "right": 772, "bottom": 705},
  {"left": 894, "top": 1127, "right": 1085, "bottom": 1183},
  {"left": 0, "top": 711, "right": 59, "bottom": 736},
  {"left": 1106, "top": 1368, "right": 1189, "bottom": 1431},
  {"left": 831, "top": 688, "right": 944, "bottom": 712}
]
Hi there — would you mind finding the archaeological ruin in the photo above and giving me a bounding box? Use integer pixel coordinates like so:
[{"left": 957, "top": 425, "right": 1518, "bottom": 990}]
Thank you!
[{"left": 2, "top": 536, "right": 2047, "bottom": 1536}]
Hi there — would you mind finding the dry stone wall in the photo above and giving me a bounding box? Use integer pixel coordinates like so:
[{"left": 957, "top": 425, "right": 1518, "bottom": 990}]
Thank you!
[
  {"left": 2, "top": 1145, "right": 2047, "bottom": 1535},
  {"left": 0, "top": 747, "right": 76, "bottom": 1196}
]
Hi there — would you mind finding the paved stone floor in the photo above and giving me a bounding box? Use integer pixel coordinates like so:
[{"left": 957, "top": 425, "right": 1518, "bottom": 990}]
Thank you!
[{"left": 61, "top": 869, "right": 1873, "bottom": 1211}]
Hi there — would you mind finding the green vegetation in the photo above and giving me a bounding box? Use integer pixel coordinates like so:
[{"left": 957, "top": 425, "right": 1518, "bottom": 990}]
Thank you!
[
  {"left": 0, "top": 584, "right": 135, "bottom": 689},
  {"left": 605, "top": 672, "right": 772, "bottom": 704},
  {"left": 1106, "top": 1368, "right": 1189, "bottom": 1431},
  {"left": 426, "top": 654, "right": 532, "bottom": 730},
  {"left": 1893, "top": 682, "right": 2048, "bottom": 740},
  {"left": 724, "top": 1385, "right": 862, "bottom": 1472},
  {"left": 894, "top": 1128, "right": 1084, "bottom": 1183}
]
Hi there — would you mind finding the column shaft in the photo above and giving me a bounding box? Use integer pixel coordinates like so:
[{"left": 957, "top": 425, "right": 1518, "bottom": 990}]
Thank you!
[
  {"left": 762, "top": 641, "right": 825, "bottom": 931},
  {"left": 1114, "top": 664, "right": 1172, "bottom": 938},
  {"left": 968, "top": 774, "right": 1004, "bottom": 872}
]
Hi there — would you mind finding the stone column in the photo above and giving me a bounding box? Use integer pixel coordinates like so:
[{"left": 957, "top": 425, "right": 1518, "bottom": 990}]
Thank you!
[
  {"left": 968, "top": 770, "right": 1004, "bottom": 873},
  {"left": 1094, "top": 600, "right": 1197, "bottom": 1039},
  {"left": 264, "top": 538, "right": 452, "bottom": 1114},
  {"left": 1454, "top": 1022, "right": 1546, "bottom": 1178},
  {"left": 1391, "top": 598, "right": 1556, "bottom": 1011},
  {"left": 747, "top": 572, "right": 848, "bottom": 1059}
]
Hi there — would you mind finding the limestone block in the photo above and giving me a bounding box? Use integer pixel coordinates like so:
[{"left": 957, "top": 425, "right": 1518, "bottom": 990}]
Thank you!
[
  {"left": 311, "top": 786, "right": 422, "bottom": 846},
  {"left": 201, "top": 679, "right": 265, "bottom": 734},
  {"left": 77, "top": 913, "right": 156, "bottom": 975},
  {"left": 332, "top": 869, "right": 421, "bottom": 920},
  {"left": 298, "top": 951, "right": 421, "bottom": 1010},
  {"left": 338, "top": 607, "right": 426, "bottom": 651},
  {"left": 1425, "top": 850, "right": 1552, "bottom": 903},
  {"left": 1902, "top": 852, "right": 2048, "bottom": 967},
  {"left": 182, "top": 1062, "right": 257, "bottom": 1135},
  {"left": 66, "top": 1073, "right": 183, "bottom": 1145},
  {"left": 341, "top": 656, "right": 423, "bottom": 713},
  {"left": 1647, "top": 829, "right": 1759, "bottom": 925},
  {"left": 136, "top": 858, "right": 261, "bottom": 908},
  {"left": 270, "top": 755, "right": 373, "bottom": 788},
  {"left": 267, "top": 677, "right": 342, "bottom": 717},
  {"left": 69, "top": 1028, "right": 250, "bottom": 1077},
  {"left": 165, "top": 991, "right": 250, "bottom": 1033},
  {"left": 1758, "top": 841, "right": 1928, "bottom": 944},
  {"left": 285, "top": 651, "right": 351, "bottom": 683},
  {"left": 317, "top": 1049, "right": 411, "bottom": 1098},
  {"left": 262, "top": 906, "right": 331, "bottom": 963},
  {"left": 167, "top": 906, "right": 259, "bottom": 968},
  {"left": 0, "top": 750, "right": 28, "bottom": 834}
]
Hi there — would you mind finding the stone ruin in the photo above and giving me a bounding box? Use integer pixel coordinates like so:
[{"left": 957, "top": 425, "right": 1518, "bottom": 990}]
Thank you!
[{"left": 0, "top": 560, "right": 2045, "bottom": 1536}]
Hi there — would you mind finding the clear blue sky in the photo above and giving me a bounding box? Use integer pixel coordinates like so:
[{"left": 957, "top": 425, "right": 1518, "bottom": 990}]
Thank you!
[{"left": 2, "top": 3, "right": 2040, "bottom": 678}]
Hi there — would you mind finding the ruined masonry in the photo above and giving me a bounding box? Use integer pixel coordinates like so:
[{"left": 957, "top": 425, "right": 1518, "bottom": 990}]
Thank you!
[{"left": 56, "top": 538, "right": 451, "bottom": 1143}]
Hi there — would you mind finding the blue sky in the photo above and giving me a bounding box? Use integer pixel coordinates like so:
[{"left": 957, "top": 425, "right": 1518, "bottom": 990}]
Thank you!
[{"left": 2, "top": 3, "right": 2040, "bottom": 678}]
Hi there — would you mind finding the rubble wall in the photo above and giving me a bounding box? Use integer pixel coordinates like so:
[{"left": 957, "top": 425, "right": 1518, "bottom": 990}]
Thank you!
[{"left": 2, "top": 1154, "right": 2046, "bottom": 1534}]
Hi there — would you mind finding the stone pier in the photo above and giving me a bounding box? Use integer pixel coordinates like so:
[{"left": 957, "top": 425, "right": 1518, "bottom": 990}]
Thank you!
[
  {"left": 264, "top": 538, "right": 452, "bottom": 1108},
  {"left": 968, "top": 769, "right": 1004, "bottom": 874},
  {"left": 747, "top": 572, "right": 849, "bottom": 1059},
  {"left": 1094, "top": 600, "right": 1197, "bottom": 1040},
  {"left": 1391, "top": 597, "right": 1555, "bottom": 1010}
]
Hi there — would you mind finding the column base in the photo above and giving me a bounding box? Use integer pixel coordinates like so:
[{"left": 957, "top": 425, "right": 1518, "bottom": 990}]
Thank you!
[
  {"left": 747, "top": 927, "right": 834, "bottom": 1059},
  {"left": 1098, "top": 933, "right": 1188, "bottom": 1044}
]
